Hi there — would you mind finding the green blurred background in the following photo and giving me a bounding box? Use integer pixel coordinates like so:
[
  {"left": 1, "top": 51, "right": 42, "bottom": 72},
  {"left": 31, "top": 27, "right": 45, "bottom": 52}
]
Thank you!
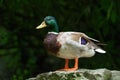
[{"left": 0, "top": 0, "right": 120, "bottom": 80}]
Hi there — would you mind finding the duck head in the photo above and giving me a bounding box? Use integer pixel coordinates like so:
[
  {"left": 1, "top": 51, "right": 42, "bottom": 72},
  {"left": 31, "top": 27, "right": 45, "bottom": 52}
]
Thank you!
[{"left": 36, "top": 16, "right": 59, "bottom": 32}]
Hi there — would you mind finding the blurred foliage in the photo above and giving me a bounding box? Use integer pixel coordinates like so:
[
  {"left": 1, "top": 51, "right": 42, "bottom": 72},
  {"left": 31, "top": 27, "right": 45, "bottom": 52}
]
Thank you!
[{"left": 0, "top": 0, "right": 120, "bottom": 80}]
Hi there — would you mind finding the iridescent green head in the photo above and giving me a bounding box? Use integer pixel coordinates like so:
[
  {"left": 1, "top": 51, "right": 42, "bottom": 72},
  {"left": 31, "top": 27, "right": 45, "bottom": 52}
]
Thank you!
[{"left": 36, "top": 16, "right": 59, "bottom": 33}]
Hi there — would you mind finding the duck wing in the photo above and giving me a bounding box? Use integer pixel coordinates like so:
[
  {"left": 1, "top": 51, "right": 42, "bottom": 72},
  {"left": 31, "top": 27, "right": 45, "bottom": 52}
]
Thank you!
[{"left": 58, "top": 32, "right": 106, "bottom": 53}]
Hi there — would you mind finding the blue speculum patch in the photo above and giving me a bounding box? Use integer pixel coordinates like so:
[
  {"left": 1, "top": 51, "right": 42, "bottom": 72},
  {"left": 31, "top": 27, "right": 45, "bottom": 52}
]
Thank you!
[{"left": 81, "top": 37, "right": 87, "bottom": 45}]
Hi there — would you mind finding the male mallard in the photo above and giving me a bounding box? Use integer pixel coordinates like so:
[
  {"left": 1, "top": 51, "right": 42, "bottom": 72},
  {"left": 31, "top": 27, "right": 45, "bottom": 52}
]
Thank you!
[{"left": 36, "top": 16, "right": 106, "bottom": 71}]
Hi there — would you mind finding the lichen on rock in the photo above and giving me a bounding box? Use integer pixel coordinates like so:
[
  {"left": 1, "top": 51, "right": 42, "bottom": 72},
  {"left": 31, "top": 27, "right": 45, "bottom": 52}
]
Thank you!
[{"left": 27, "top": 69, "right": 120, "bottom": 80}]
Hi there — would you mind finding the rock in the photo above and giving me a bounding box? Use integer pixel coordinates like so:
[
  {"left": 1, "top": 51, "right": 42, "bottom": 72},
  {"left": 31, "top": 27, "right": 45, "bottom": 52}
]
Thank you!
[
  {"left": 27, "top": 69, "right": 120, "bottom": 80},
  {"left": 111, "top": 70, "right": 120, "bottom": 80}
]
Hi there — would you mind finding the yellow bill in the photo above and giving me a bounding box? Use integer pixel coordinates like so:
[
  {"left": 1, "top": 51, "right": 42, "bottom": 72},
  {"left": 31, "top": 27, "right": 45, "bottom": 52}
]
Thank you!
[{"left": 36, "top": 21, "right": 47, "bottom": 29}]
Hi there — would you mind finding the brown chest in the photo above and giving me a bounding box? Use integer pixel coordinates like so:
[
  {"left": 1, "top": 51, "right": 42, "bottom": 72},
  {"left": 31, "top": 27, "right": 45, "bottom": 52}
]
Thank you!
[{"left": 43, "top": 33, "right": 61, "bottom": 54}]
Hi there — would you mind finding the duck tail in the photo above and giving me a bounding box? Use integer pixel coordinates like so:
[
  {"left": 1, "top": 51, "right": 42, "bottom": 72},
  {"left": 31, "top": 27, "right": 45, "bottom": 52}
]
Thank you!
[{"left": 95, "top": 48, "right": 106, "bottom": 53}]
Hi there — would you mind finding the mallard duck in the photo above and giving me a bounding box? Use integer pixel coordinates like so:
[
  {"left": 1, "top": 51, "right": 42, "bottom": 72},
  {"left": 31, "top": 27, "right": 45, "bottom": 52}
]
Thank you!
[{"left": 36, "top": 16, "right": 106, "bottom": 71}]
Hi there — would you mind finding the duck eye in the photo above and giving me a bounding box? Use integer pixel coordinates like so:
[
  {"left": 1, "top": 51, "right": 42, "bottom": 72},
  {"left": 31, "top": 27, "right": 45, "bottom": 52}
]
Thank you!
[
  {"left": 81, "top": 37, "right": 87, "bottom": 45},
  {"left": 47, "top": 18, "right": 52, "bottom": 20}
]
